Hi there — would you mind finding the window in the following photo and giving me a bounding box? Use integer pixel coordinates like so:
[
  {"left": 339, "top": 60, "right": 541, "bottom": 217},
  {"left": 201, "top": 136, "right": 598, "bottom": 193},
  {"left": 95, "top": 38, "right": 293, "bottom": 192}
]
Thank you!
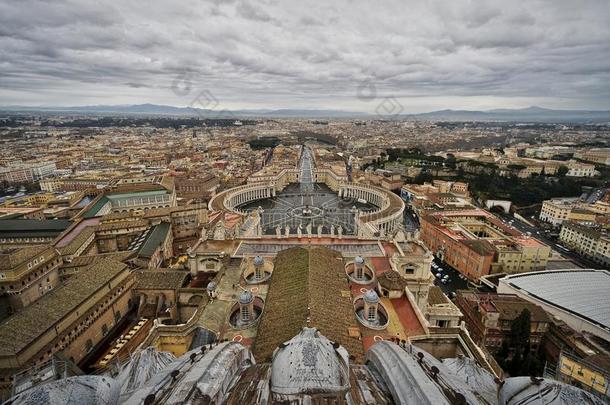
[
  {"left": 102, "top": 324, "right": 108, "bottom": 336},
  {"left": 368, "top": 306, "right": 376, "bottom": 321},
  {"left": 85, "top": 339, "right": 93, "bottom": 352},
  {"left": 241, "top": 306, "right": 250, "bottom": 321}
]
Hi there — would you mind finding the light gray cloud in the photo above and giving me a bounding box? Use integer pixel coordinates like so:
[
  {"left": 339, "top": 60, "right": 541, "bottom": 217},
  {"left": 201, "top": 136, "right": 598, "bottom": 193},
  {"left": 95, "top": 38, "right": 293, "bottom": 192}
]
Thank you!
[{"left": 0, "top": 0, "right": 609, "bottom": 111}]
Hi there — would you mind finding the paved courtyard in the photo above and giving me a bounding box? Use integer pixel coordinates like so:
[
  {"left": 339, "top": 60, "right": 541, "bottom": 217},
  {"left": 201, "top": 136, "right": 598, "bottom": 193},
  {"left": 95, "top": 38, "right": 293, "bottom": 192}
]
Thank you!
[{"left": 239, "top": 148, "right": 377, "bottom": 235}]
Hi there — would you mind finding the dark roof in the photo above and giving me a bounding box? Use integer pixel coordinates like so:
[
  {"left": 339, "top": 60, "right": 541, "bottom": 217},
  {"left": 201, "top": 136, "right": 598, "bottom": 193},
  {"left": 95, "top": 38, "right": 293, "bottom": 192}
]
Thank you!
[
  {"left": 82, "top": 196, "right": 109, "bottom": 218},
  {"left": 0, "top": 219, "right": 71, "bottom": 237},
  {"left": 252, "top": 247, "right": 364, "bottom": 363},
  {"left": 138, "top": 222, "right": 171, "bottom": 258},
  {"left": 491, "top": 297, "right": 550, "bottom": 323},
  {"left": 189, "top": 327, "right": 217, "bottom": 350}
]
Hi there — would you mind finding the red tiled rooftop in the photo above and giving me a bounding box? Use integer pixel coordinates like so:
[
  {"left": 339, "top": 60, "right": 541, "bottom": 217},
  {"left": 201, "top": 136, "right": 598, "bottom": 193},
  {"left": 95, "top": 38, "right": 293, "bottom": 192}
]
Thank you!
[
  {"left": 390, "top": 297, "right": 425, "bottom": 336},
  {"left": 362, "top": 334, "right": 398, "bottom": 352},
  {"left": 370, "top": 257, "right": 391, "bottom": 275}
]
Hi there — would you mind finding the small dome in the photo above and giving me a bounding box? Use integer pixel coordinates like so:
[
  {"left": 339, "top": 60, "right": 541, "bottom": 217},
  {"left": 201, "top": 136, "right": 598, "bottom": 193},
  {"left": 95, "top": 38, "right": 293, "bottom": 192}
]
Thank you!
[
  {"left": 206, "top": 281, "right": 217, "bottom": 291},
  {"left": 239, "top": 290, "right": 253, "bottom": 304},
  {"left": 354, "top": 256, "right": 365, "bottom": 265},
  {"left": 364, "top": 289, "right": 380, "bottom": 304},
  {"left": 271, "top": 328, "right": 349, "bottom": 396},
  {"left": 253, "top": 256, "right": 264, "bottom": 266}
]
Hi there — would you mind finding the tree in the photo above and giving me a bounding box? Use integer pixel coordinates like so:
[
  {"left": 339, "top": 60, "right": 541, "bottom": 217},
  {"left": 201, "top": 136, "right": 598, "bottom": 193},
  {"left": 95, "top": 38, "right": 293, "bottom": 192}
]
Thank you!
[
  {"left": 504, "top": 309, "right": 544, "bottom": 377},
  {"left": 510, "top": 309, "right": 531, "bottom": 349},
  {"left": 557, "top": 165, "right": 569, "bottom": 177},
  {"left": 445, "top": 154, "right": 456, "bottom": 170}
]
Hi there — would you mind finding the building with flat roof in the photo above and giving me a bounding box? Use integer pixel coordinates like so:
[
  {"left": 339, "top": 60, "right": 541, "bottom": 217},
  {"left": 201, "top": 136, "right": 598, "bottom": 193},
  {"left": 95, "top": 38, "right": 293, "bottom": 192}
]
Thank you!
[
  {"left": 455, "top": 291, "right": 551, "bottom": 353},
  {"left": 559, "top": 221, "right": 610, "bottom": 268},
  {"left": 420, "top": 209, "right": 551, "bottom": 280},
  {"left": 498, "top": 269, "right": 610, "bottom": 343},
  {"left": 0, "top": 219, "right": 72, "bottom": 248},
  {"left": 539, "top": 197, "right": 580, "bottom": 227}
]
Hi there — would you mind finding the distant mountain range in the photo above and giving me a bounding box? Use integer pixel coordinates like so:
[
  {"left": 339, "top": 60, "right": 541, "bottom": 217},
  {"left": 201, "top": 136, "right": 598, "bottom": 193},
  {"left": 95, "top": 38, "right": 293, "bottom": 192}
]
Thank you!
[
  {"left": 405, "top": 106, "right": 610, "bottom": 122},
  {"left": 2, "top": 104, "right": 610, "bottom": 122},
  {"left": 0, "top": 104, "right": 364, "bottom": 118}
]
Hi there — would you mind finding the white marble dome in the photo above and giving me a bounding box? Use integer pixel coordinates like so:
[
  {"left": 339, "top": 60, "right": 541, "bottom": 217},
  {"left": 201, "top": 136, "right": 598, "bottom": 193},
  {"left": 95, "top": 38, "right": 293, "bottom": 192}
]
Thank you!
[{"left": 270, "top": 328, "right": 349, "bottom": 398}]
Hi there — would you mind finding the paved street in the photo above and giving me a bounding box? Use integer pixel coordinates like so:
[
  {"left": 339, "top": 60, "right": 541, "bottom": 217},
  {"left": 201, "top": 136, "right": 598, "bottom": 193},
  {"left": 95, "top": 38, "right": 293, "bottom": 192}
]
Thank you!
[
  {"left": 430, "top": 258, "right": 470, "bottom": 298},
  {"left": 496, "top": 212, "right": 602, "bottom": 269}
]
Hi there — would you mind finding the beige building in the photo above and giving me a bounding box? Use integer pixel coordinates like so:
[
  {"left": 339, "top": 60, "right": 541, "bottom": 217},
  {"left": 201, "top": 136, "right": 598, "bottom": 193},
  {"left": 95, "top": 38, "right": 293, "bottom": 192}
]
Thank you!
[
  {"left": 0, "top": 257, "right": 135, "bottom": 398},
  {"left": 566, "top": 160, "right": 598, "bottom": 177},
  {"left": 493, "top": 240, "right": 552, "bottom": 274},
  {"left": 539, "top": 198, "right": 580, "bottom": 227},
  {"left": 574, "top": 148, "right": 610, "bottom": 165},
  {"left": 559, "top": 221, "right": 610, "bottom": 268},
  {"left": 0, "top": 245, "right": 62, "bottom": 318}
]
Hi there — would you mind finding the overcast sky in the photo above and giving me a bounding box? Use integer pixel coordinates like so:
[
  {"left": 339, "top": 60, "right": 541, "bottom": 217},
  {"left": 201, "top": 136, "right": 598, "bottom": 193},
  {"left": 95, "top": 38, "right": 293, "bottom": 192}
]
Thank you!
[{"left": 1, "top": 0, "right": 609, "bottom": 112}]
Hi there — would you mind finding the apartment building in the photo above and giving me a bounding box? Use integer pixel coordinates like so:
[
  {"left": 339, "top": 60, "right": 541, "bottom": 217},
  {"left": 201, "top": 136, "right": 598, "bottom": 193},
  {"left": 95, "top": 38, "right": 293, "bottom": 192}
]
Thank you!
[
  {"left": 0, "top": 162, "right": 57, "bottom": 184},
  {"left": 420, "top": 209, "right": 550, "bottom": 280},
  {"left": 559, "top": 221, "right": 610, "bottom": 268},
  {"left": 455, "top": 291, "right": 551, "bottom": 353},
  {"left": 539, "top": 198, "right": 580, "bottom": 227},
  {"left": 566, "top": 160, "right": 598, "bottom": 177},
  {"left": 574, "top": 148, "right": 610, "bottom": 165}
]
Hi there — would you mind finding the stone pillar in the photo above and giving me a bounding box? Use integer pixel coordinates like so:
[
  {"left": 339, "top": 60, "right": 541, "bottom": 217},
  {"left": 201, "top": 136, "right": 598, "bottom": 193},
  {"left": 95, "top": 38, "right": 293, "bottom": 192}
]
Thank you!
[
  {"left": 156, "top": 294, "right": 165, "bottom": 316},
  {"left": 188, "top": 252, "right": 197, "bottom": 276}
]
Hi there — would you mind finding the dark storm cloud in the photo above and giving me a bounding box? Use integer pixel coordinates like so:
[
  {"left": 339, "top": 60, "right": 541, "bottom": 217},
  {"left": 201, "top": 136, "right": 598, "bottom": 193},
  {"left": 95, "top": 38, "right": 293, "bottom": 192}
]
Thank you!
[{"left": 0, "top": 0, "right": 609, "bottom": 111}]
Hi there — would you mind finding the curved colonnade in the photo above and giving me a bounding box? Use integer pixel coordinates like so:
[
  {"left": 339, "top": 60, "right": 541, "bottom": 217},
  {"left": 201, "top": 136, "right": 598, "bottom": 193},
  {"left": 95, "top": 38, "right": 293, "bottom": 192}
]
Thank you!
[
  {"left": 338, "top": 183, "right": 404, "bottom": 237},
  {"left": 208, "top": 170, "right": 404, "bottom": 238}
]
